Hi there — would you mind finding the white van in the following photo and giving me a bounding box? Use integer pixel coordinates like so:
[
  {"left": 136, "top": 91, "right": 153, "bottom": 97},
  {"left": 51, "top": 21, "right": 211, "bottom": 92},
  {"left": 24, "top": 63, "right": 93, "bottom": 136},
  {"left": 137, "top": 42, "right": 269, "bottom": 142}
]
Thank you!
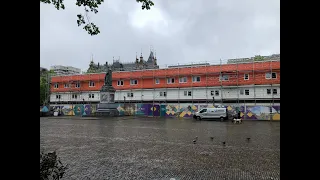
[{"left": 193, "top": 108, "right": 228, "bottom": 121}]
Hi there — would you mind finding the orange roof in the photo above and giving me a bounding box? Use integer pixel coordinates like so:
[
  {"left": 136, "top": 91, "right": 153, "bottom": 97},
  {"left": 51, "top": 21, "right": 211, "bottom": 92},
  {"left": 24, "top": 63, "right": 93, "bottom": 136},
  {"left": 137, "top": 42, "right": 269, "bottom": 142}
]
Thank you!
[{"left": 51, "top": 61, "right": 280, "bottom": 82}]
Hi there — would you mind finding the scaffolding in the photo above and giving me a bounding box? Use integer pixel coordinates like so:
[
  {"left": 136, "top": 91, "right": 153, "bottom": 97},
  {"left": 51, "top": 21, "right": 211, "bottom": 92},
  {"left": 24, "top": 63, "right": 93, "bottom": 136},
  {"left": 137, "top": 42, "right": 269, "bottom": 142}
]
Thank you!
[
  {"left": 177, "top": 63, "right": 180, "bottom": 110},
  {"left": 49, "top": 58, "right": 280, "bottom": 113},
  {"left": 191, "top": 62, "right": 194, "bottom": 106},
  {"left": 205, "top": 61, "right": 208, "bottom": 106},
  {"left": 219, "top": 59, "right": 224, "bottom": 106}
]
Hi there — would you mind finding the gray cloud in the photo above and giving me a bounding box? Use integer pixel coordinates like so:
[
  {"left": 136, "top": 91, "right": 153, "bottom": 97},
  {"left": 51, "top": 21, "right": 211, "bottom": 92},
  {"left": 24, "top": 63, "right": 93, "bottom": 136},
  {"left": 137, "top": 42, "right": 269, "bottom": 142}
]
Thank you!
[{"left": 40, "top": 0, "right": 280, "bottom": 71}]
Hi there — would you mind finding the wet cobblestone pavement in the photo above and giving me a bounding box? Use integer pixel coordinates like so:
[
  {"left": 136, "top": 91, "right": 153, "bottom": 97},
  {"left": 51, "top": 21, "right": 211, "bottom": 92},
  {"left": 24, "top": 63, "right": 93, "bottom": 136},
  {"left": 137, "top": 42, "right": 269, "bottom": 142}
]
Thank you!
[{"left": 40, "top": 117, "right": 280, "bottom": 180}]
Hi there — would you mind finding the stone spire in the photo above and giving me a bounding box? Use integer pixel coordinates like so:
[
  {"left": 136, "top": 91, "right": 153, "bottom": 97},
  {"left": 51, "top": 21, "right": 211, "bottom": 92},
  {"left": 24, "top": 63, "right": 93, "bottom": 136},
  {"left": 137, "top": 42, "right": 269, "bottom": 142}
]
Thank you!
[{"left": 154, "top": 50, "right": 157, "bottom": 65}]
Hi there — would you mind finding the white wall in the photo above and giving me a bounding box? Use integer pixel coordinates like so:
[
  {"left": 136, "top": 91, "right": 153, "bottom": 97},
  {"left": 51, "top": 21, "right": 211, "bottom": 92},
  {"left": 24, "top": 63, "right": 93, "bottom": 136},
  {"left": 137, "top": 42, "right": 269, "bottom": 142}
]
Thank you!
[
  {"left": 50, "top": 91, "right": 100, "bottom": 102},
  {"left": 50, "top": 85, "right": 280, "bottom": 102}
]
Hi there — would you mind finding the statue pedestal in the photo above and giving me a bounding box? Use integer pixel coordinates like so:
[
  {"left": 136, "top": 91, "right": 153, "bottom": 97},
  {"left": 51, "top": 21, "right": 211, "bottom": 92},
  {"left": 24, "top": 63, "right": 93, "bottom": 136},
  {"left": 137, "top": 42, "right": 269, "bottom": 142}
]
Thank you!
[{"left": 95, "top": 85, "right": 119, "bottom": 117}]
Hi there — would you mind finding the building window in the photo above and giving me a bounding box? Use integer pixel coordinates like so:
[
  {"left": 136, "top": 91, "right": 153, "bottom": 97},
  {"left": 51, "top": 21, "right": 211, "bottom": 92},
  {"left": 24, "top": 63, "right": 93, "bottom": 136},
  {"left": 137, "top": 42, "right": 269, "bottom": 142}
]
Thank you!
[
  {"left": 127, "top": 92, "right": 133, "bottom": 97},
  {"left": 56, "top": 95, "right": 61, "bottom": 99},
  {"left": 244, "top": 74, "right": 249, "bottom": 80},
  {"left": 219, "top": 74, "right": 229, "bottom": 81},
  {"left": 267, "top": 89, "right": 271, "bottom": 94},
  {"left": 155, "top": 78, "right": 160, "bottom": 84},
  {"left": 75, "top": 81, "right": 80, "bottom": 88},
  {"left": 72, "top": 94, "right": 78, "bottom": 99},
  {"left": 160, "top": 91, "right": 167, "bottom": 97},
  {"left": 245, "top": 89, "right": 250, "bottom": 95},
  {"left": 54, "top": 83, "right": 59, "bottom": 89},
  {"left": 89, "top": 81, "right": 95, "bottom": 87},
  {"left": 130, "top": 79, "right": 138, "bottom": 85},
  {"left": 184, "top": 90, "right": 192, "bottom": 96},
  {"left": 192, "top": 76, "right": 201, "bottom": 82},
  {"left": 89, "top": 94, "right": 94, "bottom": 98},
  {"left": 64, "top": 83, "right": 70, "bottom": 88},
  {"left": 179, "top": 77, "right": 187, "bottom": 83},
  {"left": 210, "top": 90, "right": 220, "bottom": 96},
  {"left": 272, "top": 73, "right": 277, "bottom": 79},
  {"left": 273, "top": 89, "right": 278, "bottom": 95},
  {"left": 215, "top": 90, "right": 220, "bottom": 96},
  {"left": 265, "top": 72, "right": 277, "bottom": 79},
  {"left": 167, "top": 78, "right": 175, "bottom": 84},
  {"left": 117, "top": 80, "right": 124, "bottom": 86},
  {"left": 240, "top": 89, "right": 244, "bottom": 95}
]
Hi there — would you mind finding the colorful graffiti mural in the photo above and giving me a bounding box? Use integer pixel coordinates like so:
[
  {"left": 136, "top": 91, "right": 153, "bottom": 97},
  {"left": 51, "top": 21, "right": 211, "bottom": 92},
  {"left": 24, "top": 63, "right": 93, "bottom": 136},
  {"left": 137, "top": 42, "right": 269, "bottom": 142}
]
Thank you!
[
  {"left": 117, "top": 104, "right": 136, "bottom": 116},
  {"left": 61, "top": 105, "right": 73, "bottom": 116},
  {"left": 245, "top": 106, "right": 280, "bottom": 120},
  {"left": 164, "top": 104, "right": 198, "bottom": 118},
  {"left": 136, "top": 104, "right": 149, "bottom": 116},
  {"left": 48, "top": 103, "right": 280, "bottom": 120},
  {"left": 40, "top": 106, "right": 49, "bottom": 112}
]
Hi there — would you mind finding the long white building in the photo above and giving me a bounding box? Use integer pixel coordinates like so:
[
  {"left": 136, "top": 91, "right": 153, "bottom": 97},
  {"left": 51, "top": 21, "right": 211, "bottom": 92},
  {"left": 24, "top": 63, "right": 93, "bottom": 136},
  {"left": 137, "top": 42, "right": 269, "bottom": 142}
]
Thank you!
[{"left": 50, "top": 60, "right": 280, "bottom": 106}]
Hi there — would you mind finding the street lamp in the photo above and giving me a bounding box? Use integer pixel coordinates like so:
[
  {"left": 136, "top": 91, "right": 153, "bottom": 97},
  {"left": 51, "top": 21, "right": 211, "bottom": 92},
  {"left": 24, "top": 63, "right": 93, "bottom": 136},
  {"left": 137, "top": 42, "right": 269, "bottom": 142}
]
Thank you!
[
  {"left": 58, "top": 95, "right": 61, "bottom": 115},
  {"left": 212, "top": 97, "right": 215, "bottom": 106},
  {"left": 123, "top": 96, "right": 126, "bottom": 112}
]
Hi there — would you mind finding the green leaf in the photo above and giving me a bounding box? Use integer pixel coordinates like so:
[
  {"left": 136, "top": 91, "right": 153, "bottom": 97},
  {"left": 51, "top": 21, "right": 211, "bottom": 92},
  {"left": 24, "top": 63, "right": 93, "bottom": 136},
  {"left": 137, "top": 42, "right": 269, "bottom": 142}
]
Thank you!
[{"left": 40, "top": 0, "right": 154, "bottom": 36}]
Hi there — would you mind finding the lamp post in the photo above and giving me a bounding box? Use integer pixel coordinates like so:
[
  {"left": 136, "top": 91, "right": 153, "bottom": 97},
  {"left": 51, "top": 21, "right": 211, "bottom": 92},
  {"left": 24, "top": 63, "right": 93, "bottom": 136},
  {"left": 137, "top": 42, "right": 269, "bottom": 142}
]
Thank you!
[
  {"left": 212, "top": 97, "right": 215, "bottom": 106},
  {"left": 58, "top": 95, "right": 61, "bottom": 116},
  {"left": 123, "top": 96, "right": 126, "bottom": 115},
  {"left": 82, "top": 98, "right": 85, "bottom": 117}
]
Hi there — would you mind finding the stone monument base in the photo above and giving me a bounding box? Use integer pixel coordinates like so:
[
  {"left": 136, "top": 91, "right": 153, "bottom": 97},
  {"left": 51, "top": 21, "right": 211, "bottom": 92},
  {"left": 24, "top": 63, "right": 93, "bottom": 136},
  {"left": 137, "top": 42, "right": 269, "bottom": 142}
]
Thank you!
[{"left": 95, "top": 103, "right": 119, "bottom": 117}]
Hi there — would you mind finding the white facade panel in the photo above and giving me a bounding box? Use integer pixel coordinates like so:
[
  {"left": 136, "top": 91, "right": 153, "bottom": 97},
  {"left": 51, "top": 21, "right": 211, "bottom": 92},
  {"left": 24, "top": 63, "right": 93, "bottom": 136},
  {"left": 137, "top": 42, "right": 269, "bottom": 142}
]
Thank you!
[
  {"left": 50, "top": 91, "right": 100, "bottom": 102},
  {"left": 50, "top": 85, "right": 280, "bottom": 102}
]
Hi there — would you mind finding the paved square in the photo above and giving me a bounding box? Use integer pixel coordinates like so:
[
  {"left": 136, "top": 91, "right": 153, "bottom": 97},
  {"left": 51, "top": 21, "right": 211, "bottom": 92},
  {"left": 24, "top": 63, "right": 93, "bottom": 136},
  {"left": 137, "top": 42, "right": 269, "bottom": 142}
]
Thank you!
[{"left": 40, "top": 117, "right": 280, "bottom": 180}]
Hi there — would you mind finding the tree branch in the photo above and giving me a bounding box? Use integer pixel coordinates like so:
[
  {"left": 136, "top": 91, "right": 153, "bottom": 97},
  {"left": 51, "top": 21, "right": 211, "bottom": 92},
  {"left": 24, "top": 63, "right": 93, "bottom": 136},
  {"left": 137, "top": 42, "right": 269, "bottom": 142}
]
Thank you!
[{"left": 40, "top": 0, "right": 154, "bottom": 36}]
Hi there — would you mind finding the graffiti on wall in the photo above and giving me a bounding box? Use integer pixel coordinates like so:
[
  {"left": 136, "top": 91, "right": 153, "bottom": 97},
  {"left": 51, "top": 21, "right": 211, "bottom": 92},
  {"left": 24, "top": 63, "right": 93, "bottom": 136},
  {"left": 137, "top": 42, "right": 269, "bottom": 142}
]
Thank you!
[
  {"left": 149, "top": 104, "right": 160, "bottom": 116},
  {"left": 117, "top": 104, "right": 136, "bottom": 116},
  {"left": 91, "top": 104, "right": 97, "bottom": 114},
  {"left": 136, "top": 104, "right": 149, "bottom": 116},
  {"left": 40, "top": 106, "right": 49, "bottom": 112},
  {"left": 48, "top": 103, "right": 280, "bottom": 120},
  {"left": 272, "top": 106, "right": 280, "bottom": 120},
  {"left": 165, "top": 104, "right": 198, "bottom": 117},
  {"left": 60, "top": 105, "right": 72, "bottom": 116},
  {"left": 245, "top": 106, "right": 280, "bottom": 120},
  {"left": 73, "top": 104, "right": 84, "bottom": 116}
]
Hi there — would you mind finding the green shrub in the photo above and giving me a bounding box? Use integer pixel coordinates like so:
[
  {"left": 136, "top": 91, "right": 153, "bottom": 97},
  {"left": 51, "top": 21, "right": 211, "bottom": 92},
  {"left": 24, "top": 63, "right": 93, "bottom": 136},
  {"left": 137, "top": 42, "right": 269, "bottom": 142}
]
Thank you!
[{"left": 40, "top": 151, "right": 68, "bottom": 180}]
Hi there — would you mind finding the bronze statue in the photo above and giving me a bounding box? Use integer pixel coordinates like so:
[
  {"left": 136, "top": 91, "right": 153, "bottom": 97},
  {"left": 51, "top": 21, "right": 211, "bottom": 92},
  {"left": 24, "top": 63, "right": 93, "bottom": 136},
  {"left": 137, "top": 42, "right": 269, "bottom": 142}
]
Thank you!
[{"left": 104, "top": 66, "right": 112, "bottom": 86}]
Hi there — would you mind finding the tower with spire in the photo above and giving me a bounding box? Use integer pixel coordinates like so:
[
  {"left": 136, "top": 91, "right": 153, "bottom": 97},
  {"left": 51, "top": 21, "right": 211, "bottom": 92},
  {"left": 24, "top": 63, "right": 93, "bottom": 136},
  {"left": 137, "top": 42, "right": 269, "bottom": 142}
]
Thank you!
[
  {"left": 135, "top": 52, "right": 139, "bottom": 64},
  {"left": 154, "top": 51, "right": 157, "bottom": 66}
]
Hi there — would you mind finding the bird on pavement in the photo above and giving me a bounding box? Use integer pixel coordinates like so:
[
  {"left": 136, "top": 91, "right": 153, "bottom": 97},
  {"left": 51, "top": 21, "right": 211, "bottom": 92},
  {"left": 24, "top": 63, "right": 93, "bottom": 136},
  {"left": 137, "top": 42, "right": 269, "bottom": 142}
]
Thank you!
[{"left": 193, "top": 136, "right": 198, "bottom": 144}]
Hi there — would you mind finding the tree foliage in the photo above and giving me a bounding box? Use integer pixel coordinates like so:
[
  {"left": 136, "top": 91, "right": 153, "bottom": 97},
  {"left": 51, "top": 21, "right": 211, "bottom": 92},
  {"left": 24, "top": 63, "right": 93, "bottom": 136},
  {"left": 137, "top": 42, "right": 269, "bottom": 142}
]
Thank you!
[
  {"left": 40, "top": 151, "right": 68, "bottom": 180},
  {"left": 40, "top": 70, "right": 56, "bottom": 106},
  {"left": 40, "top": 76, "right": 47, "bottom": 106},
  {"left": 40, "top": 0, "right": 154, "bottom": 36},
  {"left": 254, "top": 55, "right": 265, "bottom": 61}
]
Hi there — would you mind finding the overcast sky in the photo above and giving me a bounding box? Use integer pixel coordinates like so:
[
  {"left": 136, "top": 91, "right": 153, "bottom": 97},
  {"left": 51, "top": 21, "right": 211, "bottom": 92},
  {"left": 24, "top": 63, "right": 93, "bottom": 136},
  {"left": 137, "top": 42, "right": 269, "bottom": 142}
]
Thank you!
[{"left": 40, "top": 0, "right": 280, "bottom": 71}]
